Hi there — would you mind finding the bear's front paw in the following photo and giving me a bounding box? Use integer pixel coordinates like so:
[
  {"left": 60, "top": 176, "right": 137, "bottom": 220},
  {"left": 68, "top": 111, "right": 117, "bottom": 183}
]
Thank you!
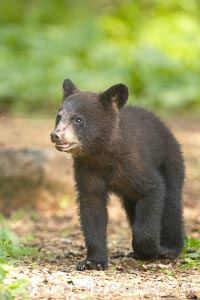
[{"left": 76, "top": 259, "right": 108, "bottom": 271}]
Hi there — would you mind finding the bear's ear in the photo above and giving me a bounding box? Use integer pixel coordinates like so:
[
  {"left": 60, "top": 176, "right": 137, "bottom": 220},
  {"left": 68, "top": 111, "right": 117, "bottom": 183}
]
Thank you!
[
  {"left": 99, "top": 83, "right": 129, "bottom": 110},
  {"left": 63, "top": 79, "right": 79, "bottom": 98}
]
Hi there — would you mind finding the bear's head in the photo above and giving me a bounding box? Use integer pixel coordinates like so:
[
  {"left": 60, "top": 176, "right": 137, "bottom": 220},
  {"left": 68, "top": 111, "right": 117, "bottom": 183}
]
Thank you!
[{"left": 50, "top": 79, "right": 129, "bottom": 156}]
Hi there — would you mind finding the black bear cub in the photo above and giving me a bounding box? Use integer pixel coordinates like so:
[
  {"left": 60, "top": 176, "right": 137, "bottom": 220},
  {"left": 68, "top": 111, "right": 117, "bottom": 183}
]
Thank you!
[{"left": 50, "top": 79, "right": 184, "bottom": 271}]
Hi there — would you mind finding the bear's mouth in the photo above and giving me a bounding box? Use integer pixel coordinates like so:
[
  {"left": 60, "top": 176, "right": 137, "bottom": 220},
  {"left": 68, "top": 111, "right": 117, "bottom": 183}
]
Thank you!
[{"left": 55, "top": 142, "right": 77, "bottom": 152}]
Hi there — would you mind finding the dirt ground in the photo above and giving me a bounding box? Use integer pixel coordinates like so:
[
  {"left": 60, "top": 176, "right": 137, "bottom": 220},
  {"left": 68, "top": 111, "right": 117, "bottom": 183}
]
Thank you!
[{"left": 0, "top": 114, "right": 200, "bottom": 300}]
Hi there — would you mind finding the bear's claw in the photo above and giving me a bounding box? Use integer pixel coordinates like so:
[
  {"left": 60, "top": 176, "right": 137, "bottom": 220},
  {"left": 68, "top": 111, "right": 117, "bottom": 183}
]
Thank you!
[{"left": 76, "top": 259, "right": 108, "bottom": 271}]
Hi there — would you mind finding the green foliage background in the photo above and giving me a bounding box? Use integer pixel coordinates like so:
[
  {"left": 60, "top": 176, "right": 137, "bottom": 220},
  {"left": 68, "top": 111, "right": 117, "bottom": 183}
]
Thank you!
[{"left": 0, "top": 0, "right": 200, "bottom": 114}]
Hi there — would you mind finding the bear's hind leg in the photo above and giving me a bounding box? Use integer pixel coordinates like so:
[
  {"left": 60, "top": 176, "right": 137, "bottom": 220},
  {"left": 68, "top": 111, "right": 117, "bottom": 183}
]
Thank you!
[
  {"left": 122, "top": 197, "right": 137, "bottom": 226},
  {"left": 160, "top": 190, "right": 184, "bottom": 258},
  {"left": 160, "top": 163, "right": 184, "bottom": 259}
]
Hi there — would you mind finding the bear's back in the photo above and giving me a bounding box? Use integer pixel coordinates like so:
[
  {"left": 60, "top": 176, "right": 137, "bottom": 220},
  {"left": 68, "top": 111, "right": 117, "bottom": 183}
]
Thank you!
[{"left": 119, "top": 105, "right": 174, "bottom": 168}]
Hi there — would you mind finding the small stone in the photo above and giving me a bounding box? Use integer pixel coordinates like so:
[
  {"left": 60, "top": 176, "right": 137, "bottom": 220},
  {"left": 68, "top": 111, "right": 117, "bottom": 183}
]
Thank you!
[{"left": 186, "top": 248, "right": 197, "bottom": 254}]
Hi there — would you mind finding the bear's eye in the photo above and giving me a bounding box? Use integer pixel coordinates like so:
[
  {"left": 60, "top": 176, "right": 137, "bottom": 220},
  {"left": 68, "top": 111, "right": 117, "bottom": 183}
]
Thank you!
[
  {"left": 56, "top": 114, "right": 62, "bottom": 125},
  {"left": 73, "top": 116, "right": 83, "bottom": 125}
]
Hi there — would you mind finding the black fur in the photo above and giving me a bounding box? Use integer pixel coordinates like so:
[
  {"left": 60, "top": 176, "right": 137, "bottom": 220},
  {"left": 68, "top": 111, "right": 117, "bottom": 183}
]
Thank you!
[{"left": 51, "top": 79, "right": 184, "bottom": 271}]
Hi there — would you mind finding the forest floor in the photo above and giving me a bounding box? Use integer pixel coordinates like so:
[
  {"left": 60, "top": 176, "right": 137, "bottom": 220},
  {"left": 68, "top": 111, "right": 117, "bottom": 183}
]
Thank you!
[{"left": 0, "top": 114, "right": 200, "bottom": 300}]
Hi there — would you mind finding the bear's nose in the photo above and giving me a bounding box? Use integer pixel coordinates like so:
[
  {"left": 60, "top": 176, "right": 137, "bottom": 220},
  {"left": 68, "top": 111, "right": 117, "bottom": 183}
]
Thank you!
[{"left": 50, "top": 130, "right": 62, "bottom": 143}]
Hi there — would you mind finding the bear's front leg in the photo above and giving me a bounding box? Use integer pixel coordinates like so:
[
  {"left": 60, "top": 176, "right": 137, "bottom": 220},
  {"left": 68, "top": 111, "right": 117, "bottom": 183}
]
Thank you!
[
  {"left": 75, "top": 171, "right": 108, "bottom": 271},
  {"left": 132, "top": 171, "right": 165, "bottom": 260},
  {"left": 77, "top": 195, "right": 108, "bottom": 271}
]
